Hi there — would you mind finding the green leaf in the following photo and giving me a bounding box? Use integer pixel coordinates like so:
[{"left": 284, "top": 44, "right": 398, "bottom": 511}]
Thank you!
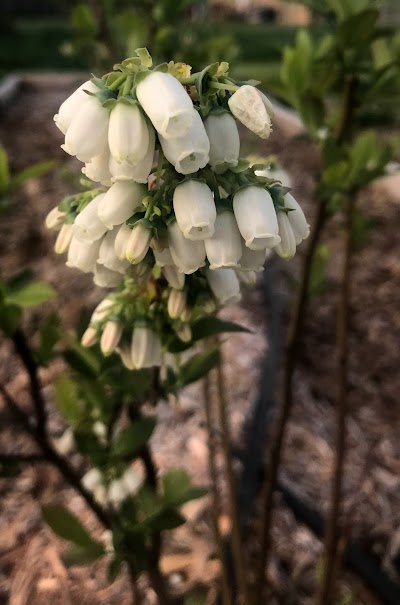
[
  {"left": 63, "top": 542, "right": 104, "bottom": 566},
  {"left": 42, "top": 505, "right": 102, "bottom": 549},
  {"left": 191, "top": 317, "right": 252, "bottom": 341},
  {"left": 0, "top": 304, "right": 22, "bottom": 335},
  {"left": 299, "top": 94, "right": 325, "bottom": 134},
  {"left": 10, "top": 160, "right": 56, "bottom": 190},
  {"left": 337, "top": 9, "right": 379, "bottom": 48},
  {"left": 108, "top": 557, "right": 122, "bottom": 582},
  {"left": 162, "top": 469, "right": 207, "bottom": 507},
  {"left": 63, "top": 339, "right": 101, "bottom": 378},
  {"left": 0, "top": 145, "right": 10, "bottom": 195},
  {"left": 308, "top": 244, "right": 330, "bottom": 299},
  {"left": 178, "top": 348, "right": 219, "bottom": 388},
  {"left": 146, "top": 508, "right": 185, "bottom": 532},
  {"left": 4, "top": 281, "right": 56, "bottom": 308},
  {"left": 112, "top": 418, "right": 156, "bottom": 458},
  {"left": 53, "top": 375, "right": 82, "bottom": 425},
  {"left": 71, "top": 3, "right": 98, "bottom": 36}
]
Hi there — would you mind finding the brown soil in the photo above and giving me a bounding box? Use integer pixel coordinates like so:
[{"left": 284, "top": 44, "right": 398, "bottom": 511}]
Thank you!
[{"left": 0, "top": 75, "right": 400, "bottom": 605}]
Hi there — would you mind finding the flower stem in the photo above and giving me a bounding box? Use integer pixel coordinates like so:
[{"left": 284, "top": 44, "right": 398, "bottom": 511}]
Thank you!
[
  {"left": 209, "top": 82, "right": 239, "bottom": 93},
  {"left": 215, "top": 349, "right": 250, "bottom": 605},
  {"left": 315, "top": 193, "right": 354, "bottom": 605},
  {"left": 203, "top": 373, "right": 232, "bottom": 605},
  {"left": 109, "top": 74, "right": 127, "bottom": 91}
]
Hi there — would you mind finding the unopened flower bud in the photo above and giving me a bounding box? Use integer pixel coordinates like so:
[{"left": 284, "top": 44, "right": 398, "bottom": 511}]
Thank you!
[
  {"left": 204, "top": 112, "right": 240, "bottom": 173},
  {"left": 54, "top": 223, "right": 73, "bottom": 254},
  {"left": 126, "top": 223, "right": 152, "bottom": 264},
  {"left": 98, "top": 228, "right": 129, "bottom": 273},
  {"left": 284, "top": 193, "right": 310, "bottom": 245},
  {"left": 45, "top": 206, "right": 65, "bottom": 230},
  {"left": 100, "top": 320, "right": 122, "bottom": 355},
  {"left": 228, "top": 85, "right": 273, "bottom": 140},
  {"left": 92, "top": 421, "right": 107, "bottom": 443},
  {"left": 173, "top": 180, "right": 216, "bottom": 240},
  {"left": 90, "top": 297, "right": 114, "bottom": 324},
  {"left": 114, "top": 222, "right": 132, "bottom": 260},
  {"left": 168, "top": 289, "right": 187, "bottom": 319},
  {"left": 108, "top": 478, "right": 128, "bottom": 507},
  {"left": 118, "top": 344, "right": 134, "bottom": 370},
  {"left": 122, "top": 467, "right": 143, "bottom": 496},
  {"left": 82, "top": 468, "right": 102, "bottom": 492},
  {"left": 131, "top": 326, "right": 162, "bottom": 369},
  {"left": 275, "top": 212, "right": 296, "bottom": 260},
  {"left": 81, "top": 326, "right": 98, "bottom": 347},
  {"left": 233, "top": 186, "right": 280, "bottom": 250},
  {"left": 176, "top": 323, "right": 192, "bottom": 343}
]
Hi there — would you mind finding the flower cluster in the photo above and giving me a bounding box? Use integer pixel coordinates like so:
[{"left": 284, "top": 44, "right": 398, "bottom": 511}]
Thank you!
[{"left": 48, "top": 49, "right": 309, "bottom": 372}]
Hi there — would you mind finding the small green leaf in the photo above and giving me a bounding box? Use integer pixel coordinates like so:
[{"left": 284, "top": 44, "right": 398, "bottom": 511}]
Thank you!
[
  {"left": 53, "top": 375, "right": 82, "bottom": 425},
  {"left": 162, "top": 469, "right": 207, "bottom": 507},
  {"left": 308, "top": 244, "right": 330, "bottom": 299},
  {"left": 10, "top": 160, "right": 56, "bottom": 190},
  {"left": 191, "top": 317, "right": 252, "bottom": 341},
  {"left": 112, "top": 418, "right": 155, "bottom": 458},
  {"left": 36, "top": 313, "right": 60, "bottom": 365},
  {"left": 4, "top": 281, "right": 56, "bottom": 308},
  {"left": 42, "top": 505, "right": 102, "bottom": 549},
  {"left": 0, "top": 145, "right": 10, "bottom": 195},
  {"left": 63, "top": 542, "right": 104, "bottom": 566},
  {"left": 178, "top": 348, "right": 219, "bottom": 388},
  {"left": 71, "top": 3, "right": 98, "bottom": 36},
  {"left": 63, "top": 339, "right": 101, "bottom": 378}
]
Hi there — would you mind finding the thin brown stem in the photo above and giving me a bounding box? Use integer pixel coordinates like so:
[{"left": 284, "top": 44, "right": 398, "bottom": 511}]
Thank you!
[
  {"left": 315, "top": 194, "right": 354, "bottom": 605},
  {"left": 203, "top": 373, "right": 232, "bottom": 605},
  {"left": 254, "top": 200, "right": 326, "bottom": 601},
  {"left": 254, "top": 74, "right": 358, "bottom": 603},
  {"left": 216, "top": 356, "right": 250, "bottom": 605}
]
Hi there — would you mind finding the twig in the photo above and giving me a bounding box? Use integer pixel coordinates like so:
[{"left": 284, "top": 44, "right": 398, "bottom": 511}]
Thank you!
[
  {"left": 315, "top": 193, "right": 355, "bottom": 605},
  {"left": 203, "top": 373, "right": 232, "bottom": 605},
  {"left": 215, "top": 354, "right": 250, "bottom": 605},
  {"left": 254, "top": 75, "right": 357, "bottom": 601},
  {"left": 0, "top": 452, "right": 44, "bottom": 463}
]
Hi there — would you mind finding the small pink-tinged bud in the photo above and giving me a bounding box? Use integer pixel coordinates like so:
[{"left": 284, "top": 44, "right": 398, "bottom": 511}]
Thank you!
[
  {"left": 117, "top": 345, "right": 135, "bottom": 370},
  {"left": 81, "top": 326, "right": 98, "bottom": 347},
  {"left": 126, "top": 223, "right": 152, "bottom": 264},
  {"left": 180, "top": 306, "right": 191, "bottom": 322},
  {"left": 100, "top": 321, "right": 122, "bottom": 355},
  {"left": 168, "top": 289, "right": 187, "bottom": 319},
  {"left": 54, "top": 223, "right": 73, "bottom": 254},
  {"left": 45, "top": 206, "right": 65, "bottom": 230},
  {"left": 176, "top": 323, "right": 192, "bottom": 343}
]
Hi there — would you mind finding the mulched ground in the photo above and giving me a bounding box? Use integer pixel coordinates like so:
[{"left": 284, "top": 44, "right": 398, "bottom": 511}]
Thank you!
[{"left": 0, "top": 75, "right": 400, "bottom": 605}]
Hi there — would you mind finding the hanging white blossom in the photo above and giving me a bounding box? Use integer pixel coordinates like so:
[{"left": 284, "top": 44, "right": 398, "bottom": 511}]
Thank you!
[
  {"left": 233, "top": 186, "right": 280, "bottom": 250},
  {"left": 159, "top": 109, "right": 210, "bottom": 175},
  {"left": 204, "top": 112, "right": 240, "bottom": 173},
  {"left": 173, "top": 180, "right": 216, "bottom": 240}
]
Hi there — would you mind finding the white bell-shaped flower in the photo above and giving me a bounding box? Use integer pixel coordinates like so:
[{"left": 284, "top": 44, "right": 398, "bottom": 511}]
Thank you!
[
  {"left": 284, "top": 193, "right": 310, "bottom": 245},
  {"left": 109, "top": 127, "right": 155, "bottom": 184},
  {"left": 168, "top": 221, "right": 206, "bottom": 274},
  {"left": 54, "top": 80, "right": 99, "bottom": 135},
  {"left": 45, "top": 206, "right": 66, "bottom": 230},
  {"left": 98, "top": 228, "right": 130, "bottom": 273},
  {"left": 239, "top": 243, "right": 267, "bottom": 272},
  {"left": 153, "top": 245, "right": 174, "bottom": 267},
  {"left": 121, "top": 467, "right": 143, "bottom": 496},
  {"left": 233, "top": 186, "right": 280, "bottom": 250},
  {"left": 136, "top": 71, "right": 194, "bottom": 138},
  {"left": 275, "top": 212, "right": 296, "bottom": 260},
  {"left": 163, "top": 264, "right": 185, "bottom": 290},
  {"left": 108, "top": 102, "right": 149, "bottom": 164},
  {"left": 108, "top": 479, "right": 128, "bottom": 507},
  {"left": 82, "top": 148, "right": 112, "bottom": 186},
  {"left": 228, "top": 85, "right": 274, "bottom": 140},
  {"left": 126, "top": 223, "right": 152, "bottom": 264},
  {"left": 204, "top": 112, "right": 240, "bottom": 173},
  {"left": 54, "top": 223, "right": 74, "bottom": 254},
  {"left": 93, "top": 263, "right": 123, "bottom": 288},
  {"left": 204, "top": 211, "right": 242, "bottom": 270},
  {"left": 159, "top": 109, "right": 210, "bottom": 175},
  {"left": 66, "top": 235, "right": 102, "bottom": 273},
  {"left": 97, "top": 181, "right": 145, "bottom": 229},
  {"left": 82, "top": 468, "right": 103, "bottom": 492},
  {"left": 131, "top": 326, "right": 162, "bottom": 369},
  {"left": 100, "top": 320, "right": 122, "bottom": 355},
  {"left": 173, "top": 180, "right": 216, "bottom": 240},
  {"left": 168, "top": 289, "right": 187, "bottom": 319},
  {"left": 206, "top": 268, "right": 241, "bottom": 305},
  {"left": 74, "top": 193, "right": 108, "bottom": 242},
  {"left": 62, "top": 95, "right": 109, "bottom": 163},
  {"left": 255, "top": 166, "right": 292, "bottom": 188}
]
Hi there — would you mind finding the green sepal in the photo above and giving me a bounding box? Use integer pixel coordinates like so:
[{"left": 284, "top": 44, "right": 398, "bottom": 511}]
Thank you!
[
  {"left": 90, "top": 76, "right": 106, "bottom": 89},
  {"left": 135, "top": 48, "right": 152, "bottom": 68},
  {"left": 230, "top": 158, "right": 251, "bottom": 173},
  {"left": 153, "top": 62, "right": 169, "bottom": 73}
]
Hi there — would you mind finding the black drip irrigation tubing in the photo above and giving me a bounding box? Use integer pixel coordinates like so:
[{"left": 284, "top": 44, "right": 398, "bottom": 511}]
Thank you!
[{"left": 218, "top": 263, "right": 400, "bottom": 605}]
